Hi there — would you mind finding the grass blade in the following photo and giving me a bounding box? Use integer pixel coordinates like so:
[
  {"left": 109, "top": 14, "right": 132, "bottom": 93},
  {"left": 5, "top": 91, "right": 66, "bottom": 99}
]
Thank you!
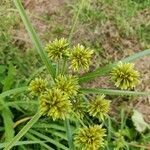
[
  {"left": 79, "top": 49, "right": 150, "bottom": 83},
  {"left": 0, "top": 141, "right": 47, "bottom": 149},
  {"left": 4, "top": 111, "right": 41, "bottom": 150},
  {"left": 26, "top": 133, "right": 54, "bottom": 150},
  {"left": 64, "top": 119, "right": 74, "bottom": 150},
  {"left": 13, "top": 0, "right": 55, "bottom": 79},
  {"left": 29, "top": 129, "right": 69, "bottom": 150},
  {"left": 81, "top": 88, "right": 150, "bottom": 96},
  {"left": 33, "top": 122, "right": 66, "bottom": 131},
  {"left": 68, "top": 0, "right": 85, "bottom": 42},
  {"left": 0, "top": 87, "right": 27, "bottom": 99}
]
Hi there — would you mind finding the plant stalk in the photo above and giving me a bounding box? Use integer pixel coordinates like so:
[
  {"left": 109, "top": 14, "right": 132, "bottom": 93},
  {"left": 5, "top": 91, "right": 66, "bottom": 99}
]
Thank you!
[
  {"left": 13, "top": 0, "right": 55, "bottom": 80},
  {"left": 64, "top": 119, "right": 74, "bottom": 150}
]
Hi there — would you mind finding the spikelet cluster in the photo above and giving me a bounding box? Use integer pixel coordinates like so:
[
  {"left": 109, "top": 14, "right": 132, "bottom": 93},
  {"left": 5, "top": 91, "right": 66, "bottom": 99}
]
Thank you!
[
  {"left": 88, "top": 95, "right": 110, "bottom": 120},
  {"left": 45, "top": 38, "right": 69, "bottom": 60},
  {"left": 74, "top": 125, "right": 106, "bottom": 150},
  {"left": 69, "top": 44, "right": 93, "bottom": 71},
  {"left": 28, "top": 77, "right": 47, "bottom": 95},
  {"left": 27, "top": 37, "right": 144, "bottom": 150},
  {"left": 45, "top": 39, "right": 94, "bottom": 72},
  {"left": 111, "top": 62, "right": 140, "bottom": 89},
  {"left": 40, "top": 88, "right": 71, "bottom": 120},
  {"left": 54, "top": 74, "right": 80, "bottom": 97}
]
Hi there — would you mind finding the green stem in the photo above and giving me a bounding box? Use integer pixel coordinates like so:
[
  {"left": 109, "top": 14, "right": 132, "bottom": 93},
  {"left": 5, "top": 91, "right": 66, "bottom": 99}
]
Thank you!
[
  {"left": 64, "top": 119, "right": 74, "bottom": 150},
  {"left": 56, "top": 60, "right": 60, "bottom": 76},
  {"left": 4, "top": 111, "right": 41, "bottom": 150},
  {"left": 13, "top": 0, "right": 55, "bottom": 80},
  {"left": 61, "top": 59, "right": 67, "bottom": 75},
  {"left": 81, "top": 88, "right": 150, "bottom": 96}
]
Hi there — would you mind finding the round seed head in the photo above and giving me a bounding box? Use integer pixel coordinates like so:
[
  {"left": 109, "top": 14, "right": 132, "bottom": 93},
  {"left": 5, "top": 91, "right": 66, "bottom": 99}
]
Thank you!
[
  {"left": 88, "top": 95, "right": 110, "bottom": 120},
  {"left": 69, "top": 44, "right": 93, "bottom": 72},
  {"left": 74, "top": 125, "right": 106, "bottom": 150},
  {"left": 45, "top": 38, "right": 69, "bottom": 60},
  {"left": 28, "top": 77, "right": 48, "bottom": 95},
  {"left": 111, "top": 62, "right": 140, "bottom": 90},
  {"left": 40, "top": 88, "right": 72, "bottom": 120},
  {"left": 54, "top": 74, "right": 80, "bottom": 97}
]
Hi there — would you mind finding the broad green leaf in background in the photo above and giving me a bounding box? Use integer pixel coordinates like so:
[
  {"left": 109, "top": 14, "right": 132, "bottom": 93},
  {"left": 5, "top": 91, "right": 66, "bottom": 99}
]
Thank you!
[{"left": 131, "top": 110, "right": 149, "bottom": 133}]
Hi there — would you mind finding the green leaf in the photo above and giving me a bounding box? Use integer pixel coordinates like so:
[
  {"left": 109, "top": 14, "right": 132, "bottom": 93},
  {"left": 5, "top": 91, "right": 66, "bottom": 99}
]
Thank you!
[
  {"left": 42, "top": 129, "right": 67, "bottom": 141},
  {"left": 0, "top": 65, "right": 6, "bottom": 74},
  {"left": 64, "top": 119, "right": 74, "bottom": 150},
  {"left": 0, "top": 65, "right": 6, "bottom": 81},
  {"left": 131, "top": 110, "right": 149, "bottom": 133},
  {"left": 33, "top": 122, "right": 66, "bottom": 131},
  {"left": 2, "top": 64, "right": 16, "bottom": 91},
  {"left": 6, "top": 101, "right": 38, "bottom": 114},
  {"left": 0, "top": 100, "right": 15, "bottom": 142},
  {"left": 0, "top": 87, "right": 27, "bottom": 99},
  {"left": 4, "top": 111, "right": 41, "bottom": 150},
  {"left": 29, "top": 129, "right": 69, "bottom": 150},
  {"left": 26, "top": 133, "right": 54, "bottom": 150},
  {"left": 79, "top": 49, "right": 150, "bottom": 83},
  {"left": 13, "top": 0, "right": 55, "bottom": 80},
  {"left": 0, "top": 140, "right": 47, "bottom": 149},
  {"left": 81, "top": 88, "right": 150, "bottom": 96}
]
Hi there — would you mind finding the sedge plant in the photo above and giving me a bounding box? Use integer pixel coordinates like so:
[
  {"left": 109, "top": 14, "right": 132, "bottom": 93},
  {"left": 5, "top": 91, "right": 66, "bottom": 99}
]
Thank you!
[{"left": 1, "top": 0, "right": 150, "bottom": 150}]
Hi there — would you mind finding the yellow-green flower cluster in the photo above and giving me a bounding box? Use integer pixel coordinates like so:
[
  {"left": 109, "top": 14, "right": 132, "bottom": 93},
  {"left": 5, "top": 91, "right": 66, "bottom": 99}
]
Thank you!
[
  {"left": 45, "top": 38, "right": 94, "bottom": 72},
  {"left": 88, "top": 95, "right": 110, "bottom": 120},
  {"left": 40, "top": 88, "right": 71, "bottom": 120},
  {"left": 74, "top": 125, "right": 106, "bottom": 150},
  {"left": 28, "top": 77, "right": 47, "bottom": 95},
  {"left": 45, "top": 38, "right": 69, "bottom": 60},
  {"left": 111, "top": 62, "right": 140, "bottom": 89},
  {"left": 70, "top": 44, "right": 93, "bottom": 71},
  {"left": 54, "top": 74, "right": 80, "bottom": 97}
]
